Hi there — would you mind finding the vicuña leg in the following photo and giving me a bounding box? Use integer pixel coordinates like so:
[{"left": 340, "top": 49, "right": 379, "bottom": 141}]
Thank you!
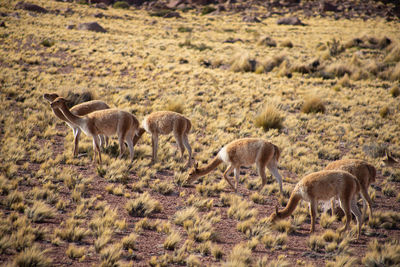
[
  {"left": 350, "top": 198, "right": 362, "bottom": 238},
  {"left": 174, "top": 131, "right": 185, "bottom": 160},
  {"left": 92, "top": 135, "right": 102, "bottom": 164},
  {"left": 338, "top": 196, "right": 351, "bottom": 233},
  {"left": 73, "top": 128, "right": 81, "bottom": 157},
  {"left": 223, "top": 165, "right": 235, "bottom": 191},
  {"left": 331, "top": 198, "right": 336, "bottom": 217},
  {"left": 267, "top": 161, "right": 283, "bottom": 193},
  {"left": 151, "top": 134, "right": 159, "bottom": 163},
  {"left": 309, "top": 200, "right": 317, "bottom": 233},
  {"left": 234, "top": 168, "right": 240, "bottom": 191},
  {"left": 182, "top": 133, "right": 192, "bottom": 166},
  {"left": 257, "top": 161, "right": 268, "bottom": 188}
]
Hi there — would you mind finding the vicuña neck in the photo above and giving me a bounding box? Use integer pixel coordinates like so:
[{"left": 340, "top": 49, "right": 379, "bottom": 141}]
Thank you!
[
  {"left": 195, "top": 156, "right": 222, "bottom": 177},
  {"left": 277, "top": 193, "right": 301, "bottom": 219},
  {"left": 52, "top": 107, "right": 70, "bottom": 123},
  {"left": 57, "top": 102, "right": 84, "bottom": 126}
]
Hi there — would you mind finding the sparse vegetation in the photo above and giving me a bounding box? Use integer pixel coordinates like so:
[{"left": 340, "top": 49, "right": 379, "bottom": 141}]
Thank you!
[{"left": 1, "top": 0, "right": 399, "bottom": 266}]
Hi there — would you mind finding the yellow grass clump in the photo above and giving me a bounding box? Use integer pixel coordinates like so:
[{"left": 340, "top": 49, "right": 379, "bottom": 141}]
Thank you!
[{"left": 254, "top": 106, "right": 284, "bottom": 131}]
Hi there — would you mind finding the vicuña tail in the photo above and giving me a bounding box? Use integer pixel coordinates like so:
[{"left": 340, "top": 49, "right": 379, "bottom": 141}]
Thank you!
[
  {"left": 273, "top": 144, "right": 280, "bottom": 162},
  {"left": 366, "top": 163, "right": 376, "bottom": 181},
  {"left": 132, "top": 127, "right": 145, "bottom": 147}
]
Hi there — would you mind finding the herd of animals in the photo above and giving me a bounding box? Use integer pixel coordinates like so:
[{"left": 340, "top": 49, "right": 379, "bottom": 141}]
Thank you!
[{"left": 43, "top": 93, "right": 382, "bottom": 239}]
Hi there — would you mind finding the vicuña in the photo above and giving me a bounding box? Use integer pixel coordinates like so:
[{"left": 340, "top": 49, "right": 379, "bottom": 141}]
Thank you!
[
  {"left": 133, "top": 111, "right": 192, "bottom": 166},
  {"left": 43, "top": 93, "right": 110, "bottom": 156},
  {"left": 270, "top": 170, "right": 365, "bottom": 238},
  {"left": 187, "top": 138, "right": 283, "bottom": 193},
  {"left": 325, "top": 159, "right": 375, "bottom": 220},
  {"left": 50, "top": 97, "right": 139, "bottom": 164}
]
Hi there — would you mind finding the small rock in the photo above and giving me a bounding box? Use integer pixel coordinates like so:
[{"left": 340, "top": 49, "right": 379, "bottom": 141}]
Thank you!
[
  {"left": 223, "top": 38, "right": 243, "bottom": 43},
  {"left": 179, "top": 58, "right": 188, "bottom": 64},
  {"left": 95, "top": 3, "right": 108, "bottom": 10},
  {"left": 320, "top": 1, "right": 338, "bottom": 12},
  {"left": 277, "top": 16, "right": 305, "bottom": 26},
  {"left": 258, "top": 36, "right": 276, "bottom": 47},
  {"left": 15, "top": 1, "right": 48, "bottom": 13},
  {"left": 94, "top": 12, "right": 104, "bottom": 18},
  {"left": 163, "top": 11, "right": 181, "bottom": 18},
  {"left": 66, "top": 24, "right": 75, "bottom": 30},
  {"left": 0, "top": 21, "right": 6, "bottom": 28},
  {"left": 10, "top": 12, "right": 20, "bottom": 18},
  {"left": 242, "top": 15, "right": 260, "bottom": 23},
  {"left": 77, "top": 22, "right": 107, "bottom": 33},
  {"left": 167, "top": 0, "right": 184, "bottom": 9},
  {"left": 63, "top": 7, "right": 74, "bottom": 15}
]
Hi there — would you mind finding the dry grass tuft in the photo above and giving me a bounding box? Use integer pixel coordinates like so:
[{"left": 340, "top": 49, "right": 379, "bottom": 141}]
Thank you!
[
  {"left": 122, "top": 233, "right": 138, "bottom": 250},
  {"left": 254, "top": 105, "right": 284, "bottom": 131},
  {"left": 227, "top": 196, "right": 258, "bottom": 221},
  {"left": 379, "top": 106, "right": 390, "bottom": 118},
  {"left": 56, "top": 219, "right": 90, "bottom": 242},
  {"left": 389, "top": 85, "right": 400, "bottom": 97},
  {"left": 125, "top": 192, "right": 162, "bottom": 217},
  {"left": 100, "top": 244, "right": 122, "bottom": 267},
  {"left": 384, "top": 44, "right": 400, "bottom": 63},
  {"left": 14, "top": 245, "right": 52, "bottom": 267},
  {"left": 65, "top": 90, "right": 95, "bottom": 108},
  {"left": 308, "top": 234, "right": 326, "bottom": 252},
  {"left": 104, "top": 159, "right": 130, "bottom": 184},
  {"left": 165, "top": 99, "right": 185, "bottom": 114},
  {"left": 259, "top": 54, "right": 287, "bottom": 73},
  {"left": 223, "top": 243, "right": 252, "bottom": 266},
  {"left": 325, "top": 62, "right": 352, "bottom": 78},
  {"left": 326, "top": 255, "right": 360, "bottom": 267},
  {"left": 362, "top": 239, "right": 400, "bottom": 266},
  {"left": 320, "top": 213, "right": 336, "bottom": 229},
  {"left": 337, "top": 73, "right": 352, "bottom": 87},
  {"left": 280, "top": 40, "right": 293, "bottom": 48},
  {"left": 66, "top": 244, "right": 85, "bottom": 259},
  {"left": 272, "top": 220, "right": 295, "bottom": 234},
  {"left": 164, "top": 230, "right": 181, "bottom": 250},
  {"left": 230, "top": 53, "right": 256, "bottom": 73},
  {"left": 257, "top": 256, "right": 291, "bottom": 267},
  {"left": 301, "top": 97, "right": 326, "bottom": 114},
  {"left": 174, "top": 206, "right": 198, "bottom": 226},
  {"left": 25, "top": 201, "right": 57, "bottom": 222}
]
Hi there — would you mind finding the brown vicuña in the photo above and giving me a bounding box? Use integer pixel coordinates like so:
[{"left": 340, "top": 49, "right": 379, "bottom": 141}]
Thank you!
[
  {"left": 187, "top": 138, "right": 283, "bottom": 193},
  {"left": 325, "top": 159, "right": 375, "bottom": 220},
  {"left": 43, "top": 93, "right": 110, "bottom": 156},
  {"left": 133, "top": 111, "right": 192, "bottom": 166},
  {"left": 270, "top": 170, "right": 365, "bottom": 238},
  {"left": 50, "top": 97, "right": 139, "bottom": 164}
]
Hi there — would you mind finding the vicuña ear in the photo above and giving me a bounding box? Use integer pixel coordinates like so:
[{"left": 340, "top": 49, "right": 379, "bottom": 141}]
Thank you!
[
  {"left": 275, "top": 205, "right": 279, "bottom": 214},
  {"left": 194, "top": 162, "right": 198, "bottom": 170}
]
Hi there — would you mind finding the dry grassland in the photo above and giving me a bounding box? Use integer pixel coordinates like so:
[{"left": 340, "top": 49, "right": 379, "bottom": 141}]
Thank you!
[{"left": 0, "top": 0, "right": 400, "bottom": 266}]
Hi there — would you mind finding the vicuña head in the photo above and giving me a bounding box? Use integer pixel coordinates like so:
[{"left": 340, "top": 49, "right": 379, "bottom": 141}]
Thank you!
[
  {"left": 187, "top": 162, "right": 203, "bottom": 184},
  {"left": 270, "top": 170, "right": 365, "bottom": 238},
  {"left": 186, "top": 138, "right": 283, "bottom": 193},
  {"left": 43, "top": 93, "right": 59, "bottom": 102}
]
